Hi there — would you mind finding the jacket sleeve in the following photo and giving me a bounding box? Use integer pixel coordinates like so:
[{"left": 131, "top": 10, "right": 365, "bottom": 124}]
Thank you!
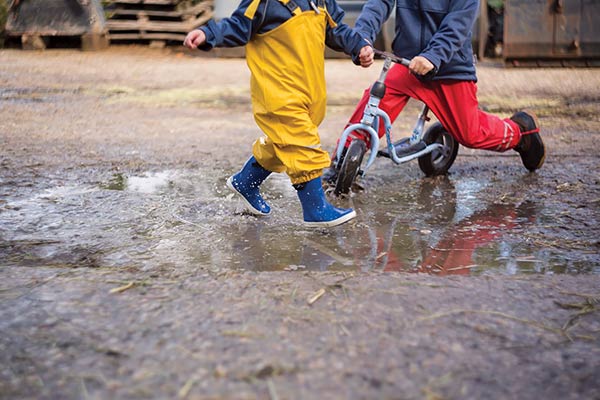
[
  {"left": 198, "top": 0, "right": 256, "bottom": 49},
  {"left": 353, "top": 0, "right": 395, "bottom": 45},
  {"left": 419, "top": 0, "right": 479, "bottom": 70},
  {"left": 325, "top": 0, "right": 370, "bottom": 61}
]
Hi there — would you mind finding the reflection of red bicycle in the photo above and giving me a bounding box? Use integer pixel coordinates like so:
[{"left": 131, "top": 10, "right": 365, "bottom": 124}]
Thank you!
[
  {"left": 229, "top": 181, "right": 535, "bottom": 274},
  {"left": 332, "top": 50, "right": 459, "bottom": 196},
  {"left": 356, "top": 205, "right": 516, "bottom": 275},
  {"left": 414, "top": 205, "right": 519, "bottom": 275},
  {"left": 300, "top": 185, "right": 535, "bottom": 275},
  {"left": 304, "top": 177, "right": 460, "bottom": 272},
  {"left": 418, "top": 201, "right": 538, "bottom": 275}
]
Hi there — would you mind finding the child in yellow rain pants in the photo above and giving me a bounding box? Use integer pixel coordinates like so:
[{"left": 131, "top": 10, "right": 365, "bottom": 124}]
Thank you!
[{"left": 184, "top": 0, "right": 373, "bottom": 227}]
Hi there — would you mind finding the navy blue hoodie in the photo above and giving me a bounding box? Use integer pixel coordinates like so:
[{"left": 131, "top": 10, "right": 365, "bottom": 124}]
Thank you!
[{"left": 356, "top": 0, "right": 479, "bottom": 81}]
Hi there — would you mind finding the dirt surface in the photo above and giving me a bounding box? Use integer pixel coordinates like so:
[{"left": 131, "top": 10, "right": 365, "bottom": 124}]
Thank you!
[{"left": 1, "top": 47, "right": 599, "bottom": 399}]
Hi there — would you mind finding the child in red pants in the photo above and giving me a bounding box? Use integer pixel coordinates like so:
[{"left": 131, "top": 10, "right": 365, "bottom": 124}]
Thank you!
[{"left": 324, "top": 0, "right": 545, "bottom": 184}]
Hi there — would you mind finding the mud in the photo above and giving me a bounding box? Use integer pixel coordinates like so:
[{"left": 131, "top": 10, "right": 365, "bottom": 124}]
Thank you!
[{"left": 1, "top": 47, "right": 599, "bottom": 399}]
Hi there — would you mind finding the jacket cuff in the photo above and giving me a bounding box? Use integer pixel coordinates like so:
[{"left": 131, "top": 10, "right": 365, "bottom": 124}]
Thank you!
[
  {"left": 351, "top": 36, "right": 371, "bottom": 66},
  {"left": 198, "top": 20, "right": 221, "bottom": 51},
  {"left": 357, "top": 29, "right": 376, "bottom": 47},
  {"left": 419, "top": 51, "right": 441, "bottom": 71}
]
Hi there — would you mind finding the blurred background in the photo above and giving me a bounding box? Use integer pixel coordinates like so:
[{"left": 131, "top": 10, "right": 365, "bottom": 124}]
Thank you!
[{"left": 0, "top": 0, "right": 599, "bottom": 66}]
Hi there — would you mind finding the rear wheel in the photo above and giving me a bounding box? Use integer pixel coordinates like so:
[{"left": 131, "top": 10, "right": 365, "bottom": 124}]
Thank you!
[
  {"left": 418, "top": 122, "right": 459, "bottom": 176},
  {"left": 334, "top": 140, "right": 367, "bottom": 196}
]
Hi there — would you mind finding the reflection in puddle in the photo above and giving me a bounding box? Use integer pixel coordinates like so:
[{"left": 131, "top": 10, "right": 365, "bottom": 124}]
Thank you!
[
  {"left": 216, "top": 176, "right": 596, "bottom": 275},
  {"left": 102, "top": 171, "right": 177, "bottom": 193},
  {"left": 281, "top": 203, "right": 536, "bottom": 275},
  {"left": 384, "top": 202, "right": 536, "bottom": 275},
  {"left": 102, "top": 173, "right": 127, "bottom": 191},
  {"left": 2, "top": 169, "right": 598, "bottom": 275}
]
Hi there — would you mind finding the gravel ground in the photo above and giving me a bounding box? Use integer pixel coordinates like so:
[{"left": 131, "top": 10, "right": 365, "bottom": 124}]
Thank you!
[{"left": 1, "top": 47, "right": 599, "bottom": 399}]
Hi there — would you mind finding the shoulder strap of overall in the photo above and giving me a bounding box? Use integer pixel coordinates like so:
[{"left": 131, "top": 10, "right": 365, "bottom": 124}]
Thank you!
[
  {"left": 244, "top": 0, "right": 263, "bottom": 19},
  {"left": 277, "top": 0, "right": 301, "bottom": 16},
  {"left": 317, "top": 0, "right": 337, "bottom": 27},
  {"left": 246, "top": 0, "right": 335, "bottom": 26},
  {"left": 244, "top": 0, "right": 271, "bottom": 35},
  {"left": 245, "top": 0, "right": 300, "bottom": 19}
]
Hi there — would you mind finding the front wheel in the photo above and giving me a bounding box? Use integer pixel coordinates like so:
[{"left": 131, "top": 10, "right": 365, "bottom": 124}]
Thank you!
[
  {"left": 334, "top": 139, "right": 367, "bottom": 196},
  {"left": 418, "top": 122, "right": 459, "bottom": 177}
]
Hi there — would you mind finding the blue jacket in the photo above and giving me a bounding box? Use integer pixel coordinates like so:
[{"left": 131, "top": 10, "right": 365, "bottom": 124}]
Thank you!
[
  {"left": 356, "top": 0, "right": 479, "bottom": 81},
  {"left": 199, "top": 0, "right": 366, "bottom": 58}
]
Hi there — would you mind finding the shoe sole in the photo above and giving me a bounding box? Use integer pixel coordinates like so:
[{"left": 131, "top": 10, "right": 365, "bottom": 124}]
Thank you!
[
  {"left": 523, "top": 110, "right": 546, "bottom": 171},
  {"left": 534, "top": 139, "right": 546, "bottom": 170},
  {"left": 304, "top": 210, "right": 357, "bottom": 228},
  {"left": 226, "top": 176, "right": 270, "bottom": 216}
]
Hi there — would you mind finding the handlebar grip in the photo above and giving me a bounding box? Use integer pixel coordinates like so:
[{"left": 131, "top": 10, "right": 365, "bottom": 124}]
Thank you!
[
  {"left": 373, "top": 49, "right": 410, "bottom": 66},
  {"left": 373, "top": 48, "right": 437, "bottom": 80}
]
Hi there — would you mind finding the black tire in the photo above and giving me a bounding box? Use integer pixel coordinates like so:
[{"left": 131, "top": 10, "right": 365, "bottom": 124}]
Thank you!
[
  {"left": 334, "top": 140, "right": 367, "bottom": 196},
  {"left": 418, "top": 122, "right": 459, "bottom": 177}
]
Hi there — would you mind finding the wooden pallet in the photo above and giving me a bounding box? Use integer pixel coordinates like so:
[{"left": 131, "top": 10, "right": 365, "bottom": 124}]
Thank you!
[{"left": 105, "top": 0, "right": 213, "bottom": 43}]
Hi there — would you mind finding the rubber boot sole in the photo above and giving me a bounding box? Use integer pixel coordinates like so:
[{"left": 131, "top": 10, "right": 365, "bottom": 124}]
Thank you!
[
  {"left": 304, "top": 210, "right": 357, "bottom": 228},
  {"left": 226, "top": 176, "right": 270, "bottom": 216}
]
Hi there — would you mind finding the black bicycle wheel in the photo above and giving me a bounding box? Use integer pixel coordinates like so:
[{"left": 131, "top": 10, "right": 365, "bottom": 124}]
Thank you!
[
  {"left": 334, "top": 139, "right": 367, "bottom": 196},
  {"left": 418, "top": 122, "right": 459, "bottom": 177}
]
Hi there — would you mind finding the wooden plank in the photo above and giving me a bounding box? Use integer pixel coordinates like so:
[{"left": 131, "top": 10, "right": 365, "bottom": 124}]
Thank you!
[
  {"left": 6, "top": 29, "right": 88, "bottom": 36},
  {"left": 108, "top": 32, "right": 187, "bottom": 41},
  {"left": 106, "top": 13, "right": 211, "bottom": 32},
  {"left": 108, "top": 3, "right": 211, "bottom": 19},
  {"left": 106, "top": 0, "right": 180, "bottom": 5}
]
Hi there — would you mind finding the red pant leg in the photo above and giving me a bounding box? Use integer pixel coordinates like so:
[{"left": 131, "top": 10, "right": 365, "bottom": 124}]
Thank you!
[
  {"left": 343, "top": 64, "right": 522, "bottom": 152},
  {"left": 415, "top": 79, "right": 522, "bottom": 151}
]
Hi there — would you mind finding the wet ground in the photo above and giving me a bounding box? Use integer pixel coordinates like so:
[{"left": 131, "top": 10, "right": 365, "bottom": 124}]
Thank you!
[{"left": 1, "top": 47, "right": 599, "bottom": 399}]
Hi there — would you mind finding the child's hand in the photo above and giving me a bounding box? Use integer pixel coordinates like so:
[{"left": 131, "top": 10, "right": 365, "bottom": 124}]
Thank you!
[
  {"left": 359, "top": 46, "right": 374, "bottom": 68},
  {"left": 183, "top": 29, "right": 206, "bottom": 49},
  {"left": 409, "top": 56, "right": 434, "bottom": 76}
]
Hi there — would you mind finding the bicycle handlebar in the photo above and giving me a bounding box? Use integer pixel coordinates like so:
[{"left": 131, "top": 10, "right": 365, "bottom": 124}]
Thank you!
[
  {"left": 373, "top": 49, "right": 410, "bottom": 67},
  {"left": 372, "top": 49, "right": 436, "bottom": 81}
]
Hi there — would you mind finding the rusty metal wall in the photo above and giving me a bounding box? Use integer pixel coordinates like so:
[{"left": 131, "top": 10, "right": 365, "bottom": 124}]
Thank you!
[
  {"left": 504, "top": 0, "right": 600, "bottom": 66},
  {"left": 5, "top": 0, "right": 106, "bottom": 36}
]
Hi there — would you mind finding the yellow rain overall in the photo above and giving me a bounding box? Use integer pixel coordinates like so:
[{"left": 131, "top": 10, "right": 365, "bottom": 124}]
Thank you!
[{"left": 244, "top": 0, "right": 336, "bottom": 185}]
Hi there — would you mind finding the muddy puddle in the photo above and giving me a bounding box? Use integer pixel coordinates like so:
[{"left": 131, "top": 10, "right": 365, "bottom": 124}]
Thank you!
[{"left": 2, "top": 167, "right": 597, "bottom": 275}]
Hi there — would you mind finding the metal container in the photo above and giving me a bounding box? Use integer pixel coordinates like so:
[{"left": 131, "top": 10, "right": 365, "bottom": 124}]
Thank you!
[
  {"left": 504, "top": 0, "right": 600, "bottom": 66},
  {"left": 5, "top": 0, "right": 108, "bottom": 50}
]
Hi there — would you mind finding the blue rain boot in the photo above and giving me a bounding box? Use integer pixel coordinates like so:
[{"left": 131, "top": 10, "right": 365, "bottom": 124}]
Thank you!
[
  {"left": 226, "top": 156, "right": 272, "bottom": 216},
  {"left": 295, "top": 177, "right": 356, "bottom": 227}
]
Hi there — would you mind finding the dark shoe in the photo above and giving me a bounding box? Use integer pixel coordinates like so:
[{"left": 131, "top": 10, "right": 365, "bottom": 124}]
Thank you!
[
  {"left": 321, "top": 147, "right": 347, "bottom": 188},
  {"left": 295, "top": 178, "right": 356, "bottom": 227},
  {"left": 511, "top": 111, "right": 545, "bottom": 171},
  {"left": 227, "top": 156, "right": 272, "bottom": 215},
  {"left": 321, "top": 165, "right": 338, "bottom": 187}
]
